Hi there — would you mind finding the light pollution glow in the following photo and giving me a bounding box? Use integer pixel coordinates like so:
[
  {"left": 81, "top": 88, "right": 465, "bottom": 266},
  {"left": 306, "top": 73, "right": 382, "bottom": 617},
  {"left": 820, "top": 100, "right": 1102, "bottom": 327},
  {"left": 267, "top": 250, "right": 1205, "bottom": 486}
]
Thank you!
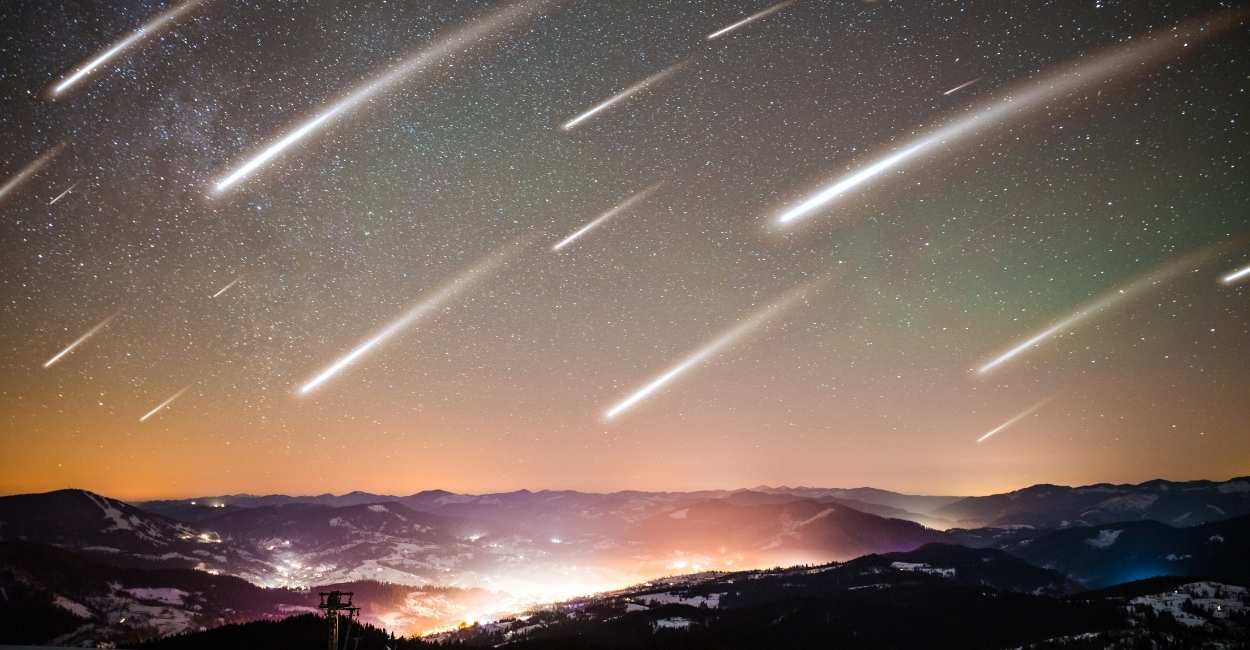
[{"left": 772, "top": 7, "right": 1248, "bottom": 228}]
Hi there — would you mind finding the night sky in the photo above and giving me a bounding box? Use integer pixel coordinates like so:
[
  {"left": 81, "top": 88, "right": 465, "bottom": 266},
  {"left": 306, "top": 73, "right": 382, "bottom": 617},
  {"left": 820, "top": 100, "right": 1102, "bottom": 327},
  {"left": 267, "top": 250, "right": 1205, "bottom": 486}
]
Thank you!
[{"left": 1, "top": 0, "right": 1247, "bottom": 500}]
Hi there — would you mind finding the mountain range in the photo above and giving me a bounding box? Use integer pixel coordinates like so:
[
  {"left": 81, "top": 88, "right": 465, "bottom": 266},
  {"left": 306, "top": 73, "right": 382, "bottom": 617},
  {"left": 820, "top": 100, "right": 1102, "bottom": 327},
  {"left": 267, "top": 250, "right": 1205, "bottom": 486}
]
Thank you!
[{"left": 1, "top": 475, "right": 1247, "bottom": 646}]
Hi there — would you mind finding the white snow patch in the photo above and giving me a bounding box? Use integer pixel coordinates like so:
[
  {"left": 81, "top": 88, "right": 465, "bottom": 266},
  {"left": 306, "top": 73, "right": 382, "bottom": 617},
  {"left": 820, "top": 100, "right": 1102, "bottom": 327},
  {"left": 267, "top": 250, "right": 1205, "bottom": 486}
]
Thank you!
[
  {"left": 368, "top": 504, "right": 389, "bottom": 513},
  {"left": 1085, "top": 529, "right": 1123, "bottom": 548},
  {"left": 652, "top": 617, "right": 692, "bottom": 630},
  {"left": 891, "top": 562, "right": 955, "bottom": 578},
  {"left": 52, "top": 595, "right": 92, "bottom": 619},
  {"left": 668, "top": 509, "right": 688, "bottom": 520}
]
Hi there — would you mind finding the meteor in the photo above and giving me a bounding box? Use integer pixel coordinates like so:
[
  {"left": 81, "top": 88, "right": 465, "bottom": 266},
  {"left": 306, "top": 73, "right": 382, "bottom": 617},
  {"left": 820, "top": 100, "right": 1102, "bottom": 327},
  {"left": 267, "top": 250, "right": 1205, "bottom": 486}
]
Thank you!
[
  {"left": 561, "top": 61, "right": 687, "bottom": 131},
  {"left": 140, "top": 386, "right": 190, "bottom": 422},
  {"left": 976, "top": 248, "right": 1218, "bottom": 375},
  {"left": 48, "top": 0, "right": 205, "bottom": 98},
  {"left": 298, "top": 242, "right": 524, "bottom": 396},
  {"left": 706, "top": 0, "right": 795, "bottom": 40},
  {"left": 43, "top": 313, "right": 117, "bottom": 368},
  {"left": 211, "top": 277, "right": 241, "bottom": 298},
  {"left": 772, "top": 7, "right": 1247, "bottom": 228},
  {"left": 604, "top": 279, "right": 824, "bottom": 420},
  {"left": 212, "top": 0, "right": 555, "bottom": 194},
  {"left": 1221, "top": 263, "right": 1250, "bottom": 286},
  {"left": 48, "top": 183, "right": 77, "bottom": 205},
  {"left": 942, "top": 77, "right": 980, "bottom": 96},
  {"left": 976, "top": 398, "right": 1052, "bottom": 443},
  {"left": 552, "top": 182, "right": 664, "bottom": 252},
  {"left": 0, "top": 145, "right": 64, "bottom": 206}
]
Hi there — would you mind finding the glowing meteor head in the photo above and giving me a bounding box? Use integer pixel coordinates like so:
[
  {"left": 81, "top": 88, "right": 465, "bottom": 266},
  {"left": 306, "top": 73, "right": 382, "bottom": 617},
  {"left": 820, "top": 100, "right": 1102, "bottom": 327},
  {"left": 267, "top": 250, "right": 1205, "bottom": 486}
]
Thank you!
[
  {"left": 43, "top": 312, "right": 118, "bottom": 369},
  {"left": 976, "top": 398, "right": 1053, "bottom": 443},
  {"left": 561, "top": 61, "right": 688, "bottom": 132},
  {"left": 1221, "top": 263, "right": 1250, "bottom": 286},
  {"left": 0, "top": 144, "right": 66, "bottom": 206}
]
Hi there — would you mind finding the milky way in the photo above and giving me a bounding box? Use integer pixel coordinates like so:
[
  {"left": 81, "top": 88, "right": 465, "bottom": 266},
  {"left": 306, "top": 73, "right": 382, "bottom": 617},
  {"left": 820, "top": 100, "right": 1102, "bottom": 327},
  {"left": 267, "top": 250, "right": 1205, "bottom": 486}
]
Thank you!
[{"left": 1, "top": 0, "right": 1247, "bottom": 498}]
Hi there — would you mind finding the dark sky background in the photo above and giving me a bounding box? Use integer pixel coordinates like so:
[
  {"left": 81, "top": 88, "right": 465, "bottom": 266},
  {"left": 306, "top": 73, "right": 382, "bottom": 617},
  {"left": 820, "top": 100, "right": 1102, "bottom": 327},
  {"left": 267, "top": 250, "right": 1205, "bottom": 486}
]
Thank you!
[{"left": 0, "top": 0, "right": 1247, "bottom": 500}]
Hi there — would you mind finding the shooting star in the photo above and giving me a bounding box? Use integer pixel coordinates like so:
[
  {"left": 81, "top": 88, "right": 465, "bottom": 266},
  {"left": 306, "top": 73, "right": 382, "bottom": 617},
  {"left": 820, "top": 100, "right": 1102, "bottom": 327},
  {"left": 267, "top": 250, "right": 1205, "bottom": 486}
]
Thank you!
[
  {"left": 942, "top": 77, "right": 980, "bottom": 96},
  {"left": 139, "top": 386, "right": 191, "bottom": 422},
  {"left": 552, "top": 182, "right": 664, "bottom": 252},
  {"left": 48, "top": 183, "right": 77, "bottom": 205},
  {"left": 976, "top": 398, "right": 1052, "bottom": 443},
  {"left": 561, "top": 60, "right": 687, "bottom": 131},
  {"left": 1221, "top": 263, "right": 1250, "bottom": 286},
  {"left": 604, "top": 278, "right": 825, "bottom": 420},
  {"left": 706, "top": 0, "right": 795, "bottom": 40},
  {"left": 211, "top": 277, "right": 241, "bottom": 298},
  {"left": 298, "top": 241, "right": 526, "bottom": 396},
  {"left": 43, "top": 313, "right": 117, "bottom": 368},
  {"left": 0, "top": 145, "right": 64, "bottom": 206},
  {"left": 772, "top": 6, "right": 1247, "bottom": 228},
  {"left": 212, "top": 0, "right": 555, "bottom": 195},
  {"left": 976, "top": 247, "right": 1219, "bottom": 375},
  {"left": 48, "top": 0, "right": 205, "bottom": 98}
]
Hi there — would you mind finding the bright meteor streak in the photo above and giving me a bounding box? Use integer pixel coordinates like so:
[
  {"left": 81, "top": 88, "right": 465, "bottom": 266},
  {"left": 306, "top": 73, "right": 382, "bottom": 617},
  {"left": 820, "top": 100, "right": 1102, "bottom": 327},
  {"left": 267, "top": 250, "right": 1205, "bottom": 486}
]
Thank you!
[
  {"left": 706, "top": 0, "right": 795, "bottom": 40},
  {"left": 48, "top": 0, "right": 205, "bottom": 98},
  {"left": 0, "top": 145, "right": 64, "bottom": 206},
  {"left": 44, "top": 313, "right": 117, "bottom": 368},
  {"left": 1221, "top": 263, "right": 1250, "bottom": 286},
  {"left": 552, "top": 182, "right": 664, "bottom": 252},
  {"left": 298, "top": 242, "right": 524, "bottom": 396},
  {"left": 211, "top": 277, "right": 241, "bottom": 298},
  {"left": 976, "top": 398, "right": 1051, "bottom": 443},
  {"left": 48, "top": 183, "right": 77, "bottom": 205},
  {"left": 140, "top": 386, "right": 190, "bottom": 422},
  {"left": 773, "top": 7, "right": 1247, "bottom": 227},
  {"left": 976, "top": 248, "right": 1218, "bottom": 375},
  {"left": 212, "top": 0, "right": 554, "bottom": 194},
  {"left": 604, "top": 279, "right": 824, "bottom": 420},
  {"left": 561, "top": 61, "right": 687, "bottom": 131},
  {"left": 942, "top": 77, "right": 980, "bottom": 96}
]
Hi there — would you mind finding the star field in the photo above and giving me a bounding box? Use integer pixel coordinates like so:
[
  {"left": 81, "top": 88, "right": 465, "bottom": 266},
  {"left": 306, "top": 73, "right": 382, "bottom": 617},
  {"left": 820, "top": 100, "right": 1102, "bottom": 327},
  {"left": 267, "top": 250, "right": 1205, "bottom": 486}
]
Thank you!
[{"left": 0, "top": 0, "right": 1247, "bottom": 499}]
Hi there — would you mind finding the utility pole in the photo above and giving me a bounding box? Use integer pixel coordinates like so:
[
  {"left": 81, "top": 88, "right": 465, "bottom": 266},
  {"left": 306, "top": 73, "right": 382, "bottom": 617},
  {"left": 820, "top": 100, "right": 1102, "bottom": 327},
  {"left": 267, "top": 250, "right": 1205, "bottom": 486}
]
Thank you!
[{"left": 319, "top": 591, "right": 360, "bottom": 650}]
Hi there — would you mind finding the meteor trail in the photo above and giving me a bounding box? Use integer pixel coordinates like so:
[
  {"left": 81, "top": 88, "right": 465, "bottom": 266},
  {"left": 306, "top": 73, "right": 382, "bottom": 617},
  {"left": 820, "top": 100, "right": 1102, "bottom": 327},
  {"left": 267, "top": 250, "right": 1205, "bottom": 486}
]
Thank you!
[
  {"left": 48, "top": 0, "right": 205, "bottom": 98},
  {"left": 212, "top": 0, "right": 555, "bottom": 194},
  {"left": 706, "top": 0, "right": 795, "bottom": 40},
  {"left": 561, "top": 61, "right": 687, "bottom": 131},
  {"left": 0, "top": 145, "right": 64, "bottom": 206},
  {"left": 976, "top": 398, "right": 1051, "bottom": 443},
  {"left": 211, "top": 277, "right": 241, "bottom": 298},
  {"left": 1221, "top": 263, "right": 1250, "bottom": 286},
  {"left": 44, "top": 313, "right": 117, "bottom": 368},
  {"left": 942, "top": 77, "right": 980, "bottom": 96},
  {"left": 139, "top": 386, "right": 190, "bottom": 422},
  {"left": 772, "top": 7, "right": 1247, "bottom": 228},
  {"left": 298, "top": 242, "right": 525, "bottom": 396},
  {"left": 976, "top": 248, "right": 1218, "bottom": 375},
  {"left": 552, "top": 182, "right": 664, "bottom": 252},
  {"left": 604, "top": 279, "right": 824, "bottom": 420},
  {"left": 48, "top": 183, "right": 77, "bottom": 205}
]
